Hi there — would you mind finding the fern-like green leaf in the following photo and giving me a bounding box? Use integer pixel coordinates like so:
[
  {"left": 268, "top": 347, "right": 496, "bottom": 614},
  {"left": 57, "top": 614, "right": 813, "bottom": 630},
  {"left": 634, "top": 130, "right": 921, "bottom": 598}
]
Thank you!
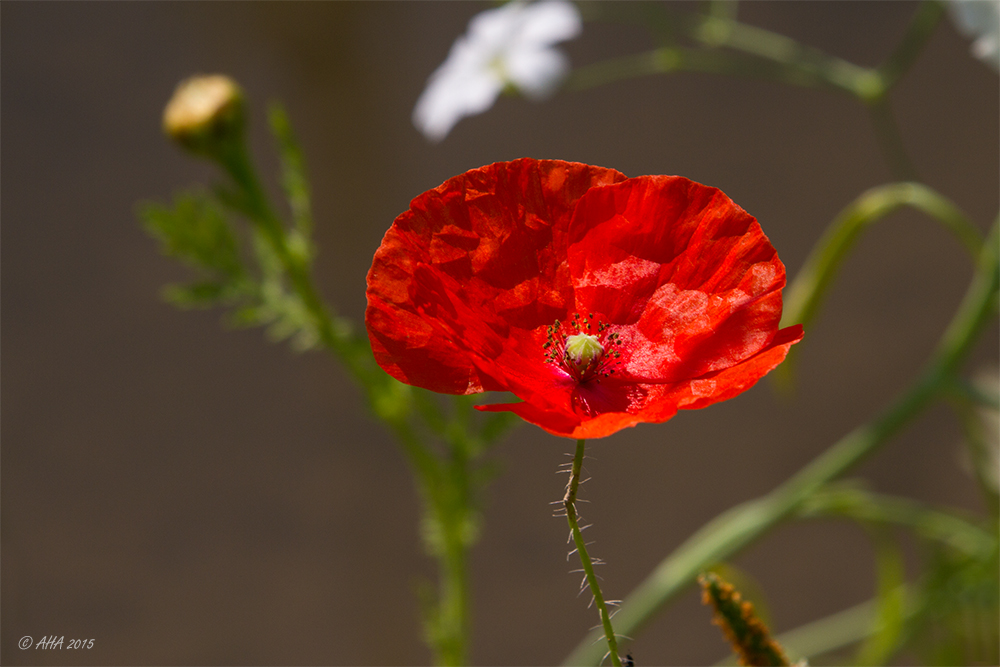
[{"left": 140, "top": 192, "right": 243, "bottom": 279}]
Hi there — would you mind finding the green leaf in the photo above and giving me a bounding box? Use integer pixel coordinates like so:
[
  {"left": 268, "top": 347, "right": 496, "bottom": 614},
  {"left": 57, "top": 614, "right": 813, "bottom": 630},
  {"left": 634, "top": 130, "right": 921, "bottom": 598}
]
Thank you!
[
  {"left": 268, "top": 103, "right": 314, "bottom": 240},
  {"left": 162, "top": 281, "right": 234, "bottom": 309},
  {"left": 139, "top": 192, "right": 244, "bottom": 279}
]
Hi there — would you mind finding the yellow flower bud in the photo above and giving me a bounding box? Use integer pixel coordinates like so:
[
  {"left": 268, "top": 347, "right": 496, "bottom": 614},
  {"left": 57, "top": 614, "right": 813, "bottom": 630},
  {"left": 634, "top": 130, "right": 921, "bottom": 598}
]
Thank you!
[{"left": 163, "top": 75, "right": 245, "bottom": 157}]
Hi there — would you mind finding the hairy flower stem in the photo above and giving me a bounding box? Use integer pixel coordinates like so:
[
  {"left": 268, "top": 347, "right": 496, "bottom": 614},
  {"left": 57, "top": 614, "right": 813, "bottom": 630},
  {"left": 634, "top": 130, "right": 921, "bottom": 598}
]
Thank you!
[{"left": 565, "top": 439, "right": 622, "bottom": 667}]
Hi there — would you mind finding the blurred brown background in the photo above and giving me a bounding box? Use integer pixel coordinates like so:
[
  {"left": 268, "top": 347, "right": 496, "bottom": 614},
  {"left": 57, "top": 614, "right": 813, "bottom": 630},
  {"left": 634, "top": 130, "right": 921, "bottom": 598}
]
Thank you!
[{"left": 2, "top": 2, "right": 997, "bottom": 665}]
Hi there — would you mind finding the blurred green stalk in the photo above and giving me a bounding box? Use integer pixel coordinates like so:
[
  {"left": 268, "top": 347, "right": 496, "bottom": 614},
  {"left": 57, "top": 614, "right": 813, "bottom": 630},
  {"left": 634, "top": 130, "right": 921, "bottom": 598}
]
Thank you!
[{"left": 157, "top": 81, "right": 507, "bottom": 666}]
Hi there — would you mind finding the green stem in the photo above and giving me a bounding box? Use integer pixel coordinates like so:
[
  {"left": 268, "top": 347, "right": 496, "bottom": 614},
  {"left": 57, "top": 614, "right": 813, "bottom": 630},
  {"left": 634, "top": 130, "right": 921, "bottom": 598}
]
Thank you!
[
  {"left": 387, "top": 405, "right": 471, "bottom": 667},
  {"left": 699, "top": 16, "right": 877, "bottom": 97},
  {"left": 437, "top": 440, "right": 474, "bottom": 667},
  {"left": 435, "top": 529, "right": 470, "bottom": 667},
  {"left": 780, "top": 182, "right": 984, "bottom": 333},
  {"left": 876, "top": 1, "right": 947, "bottom": 90},
  {"left": 944, "top": 376, "right": 1000, "bottom": 410},
  {"left": 566, "top": 6, "right": 878, "bottom": 98},
  {"left": 571, "top": 3, "right": 942, "bottom": 179},
  {"left": 563, "top": 220, "right": 999, "bottom": 666},
  {"left": 867, "top": 98, "right": 920, "bottom": 181},
  {"left": 218, "top": 144, "right": 357, "bottom": 360},
  {"left": 564, "top": 439, "right": 622, "bottom": 667},
  {"left": 565, "top": 45, "right": 870, "bottom": 96},
  {"left": 215, "top": 140, "right": 478, "bottom": 667}
]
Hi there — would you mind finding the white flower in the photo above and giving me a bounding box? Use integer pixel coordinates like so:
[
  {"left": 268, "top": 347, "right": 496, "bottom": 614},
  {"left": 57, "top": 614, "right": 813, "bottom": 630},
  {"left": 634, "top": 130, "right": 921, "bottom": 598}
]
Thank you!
[
  {"left": 413, "top": 0, "right": 583, "bottom": 142},
  {"left": 948, "top": 0, "right": 1000, "bottom": 72}
]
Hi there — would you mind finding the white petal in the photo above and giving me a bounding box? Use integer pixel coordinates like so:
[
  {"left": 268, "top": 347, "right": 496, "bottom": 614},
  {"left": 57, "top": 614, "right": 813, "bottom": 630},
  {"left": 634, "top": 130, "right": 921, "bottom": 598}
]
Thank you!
[
  {"left": 518, "top": 0, "right": 583, "bottom": 46},
  {"left": 949, "top": 0, "right": 997, "bottom": 36},
  {"left": 948, "top": 0, "right": 1000, "bottom": 71},
  {"left": 506, "top": 47, "right": 569, "bottom": 98},
  {"left": 972, "top": 33, "right": 1000, "bottom": 70},
  {"left": 413, "top": 61, "right": 504, "bottom": 142},
  {"left": 467, "top": 1, "right": 528, "bottom": 48},
  {"left": 411, "top": 0, "right": 583, "bottom": 140}
]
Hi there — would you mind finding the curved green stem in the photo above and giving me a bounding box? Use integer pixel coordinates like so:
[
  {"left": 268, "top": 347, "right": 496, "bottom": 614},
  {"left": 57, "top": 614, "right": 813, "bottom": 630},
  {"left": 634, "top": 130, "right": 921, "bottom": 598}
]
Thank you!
[
  {"left": 565, "top": 439, "right": 622, "bottom": 667},
  {"left": 563, "top": 220, "right": 999, "bottom": 666},
  {"left": 781, "top": 182, "right": 984, "bottom": 332}
]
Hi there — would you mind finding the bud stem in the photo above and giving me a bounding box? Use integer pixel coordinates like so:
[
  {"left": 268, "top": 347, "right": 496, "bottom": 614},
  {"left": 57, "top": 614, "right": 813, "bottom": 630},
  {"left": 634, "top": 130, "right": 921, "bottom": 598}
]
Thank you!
[{"left": 215, "top": 141, "right": 351, "bottom": 362}]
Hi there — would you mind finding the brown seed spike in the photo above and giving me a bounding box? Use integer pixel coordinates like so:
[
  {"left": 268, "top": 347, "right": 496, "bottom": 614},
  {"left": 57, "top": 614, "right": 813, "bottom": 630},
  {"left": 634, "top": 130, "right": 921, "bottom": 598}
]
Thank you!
[{"left": 698, "top": 572, "right": 791, "bottom": 667}]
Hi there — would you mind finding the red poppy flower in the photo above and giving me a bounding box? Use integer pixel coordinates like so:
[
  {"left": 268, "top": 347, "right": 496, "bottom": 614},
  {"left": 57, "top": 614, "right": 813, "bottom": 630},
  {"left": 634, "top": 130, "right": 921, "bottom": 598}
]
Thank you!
[{"left": 365, "top": 158, "right": 803, "bottom": 439}]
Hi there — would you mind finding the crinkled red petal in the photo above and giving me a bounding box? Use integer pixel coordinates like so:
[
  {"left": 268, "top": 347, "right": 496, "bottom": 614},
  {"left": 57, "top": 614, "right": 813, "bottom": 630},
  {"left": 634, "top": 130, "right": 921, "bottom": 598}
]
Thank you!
[
  {"left": 367, "top": 159, "right": 803, "bottom": 439},
  {"left": 566, "top": 175, "right": 787, "bottom": 382},
  {"left": 365, "top": 158, "right": 626, "bottom": 394},
  {"left": 477, "top": 325, "right": 803, "bottom": 438}
]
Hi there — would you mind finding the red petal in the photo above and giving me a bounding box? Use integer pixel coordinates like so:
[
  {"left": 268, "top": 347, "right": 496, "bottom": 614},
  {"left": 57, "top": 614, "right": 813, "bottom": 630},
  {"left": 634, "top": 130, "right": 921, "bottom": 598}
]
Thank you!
[
  {"left": 369, "top": 161, "right": 803, "bottom": 440},
  {"left": 665, "top": 323, "right": 804, "bottom": 410},
  {"left": 365, "top": 159, "right": 626, "bottom": 394},
  {"left": 476, "top": 324, "right": 803, "bottom": 438},
  {"left": 567, "top": 175, "right": 788, "bottom": 381}
]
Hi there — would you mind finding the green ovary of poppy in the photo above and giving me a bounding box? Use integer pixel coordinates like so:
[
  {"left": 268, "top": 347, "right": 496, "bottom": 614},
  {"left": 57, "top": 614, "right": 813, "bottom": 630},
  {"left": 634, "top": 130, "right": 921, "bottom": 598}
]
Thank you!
[{"left": 564, "top": 333, "right": 604, "bottom": 375}]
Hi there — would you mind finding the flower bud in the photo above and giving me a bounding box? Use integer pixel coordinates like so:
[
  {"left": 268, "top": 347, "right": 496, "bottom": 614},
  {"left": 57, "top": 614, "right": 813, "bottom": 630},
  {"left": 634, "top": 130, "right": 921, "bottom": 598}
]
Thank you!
[{"left": 163, "top": 75, "right": 245, "bottom": 157}]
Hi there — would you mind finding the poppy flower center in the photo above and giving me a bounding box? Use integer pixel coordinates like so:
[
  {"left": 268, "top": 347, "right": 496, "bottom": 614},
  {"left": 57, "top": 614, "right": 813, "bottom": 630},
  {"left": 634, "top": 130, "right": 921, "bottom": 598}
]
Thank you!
[
  {"left": 543, "top": 313, "right": 622, "bottom": 383},
  {"left": 564, "top": 333, "right": 603, "bottom": 374}
]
